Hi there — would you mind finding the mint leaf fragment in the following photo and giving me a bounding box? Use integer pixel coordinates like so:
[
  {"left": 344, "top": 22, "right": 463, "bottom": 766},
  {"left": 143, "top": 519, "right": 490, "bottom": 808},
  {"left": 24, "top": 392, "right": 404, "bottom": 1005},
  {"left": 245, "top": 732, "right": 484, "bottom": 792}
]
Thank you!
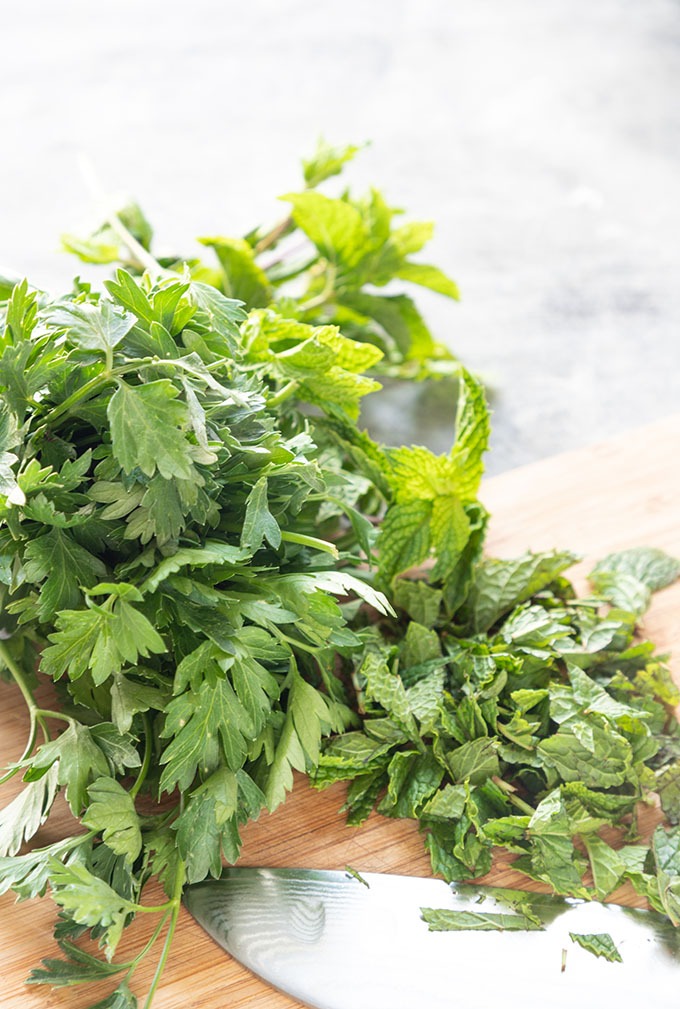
[
  {"left": 591, "top": 547, "right": 680, "bottom": 592},
  {"left": 569, "top": 932, "right": 623, "bottom": 963},
  {"left": 421, "top": 908, "right": 543, "bottom": 931},
  {"left": 302, "top": 138, "right": 363, "bottom": 188}
]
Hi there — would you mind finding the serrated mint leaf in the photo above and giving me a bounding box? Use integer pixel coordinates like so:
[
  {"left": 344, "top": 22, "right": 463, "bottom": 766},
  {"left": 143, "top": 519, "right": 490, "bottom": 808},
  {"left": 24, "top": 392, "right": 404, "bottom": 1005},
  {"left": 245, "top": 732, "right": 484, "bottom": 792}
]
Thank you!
[
  {"left": 537, "top": 721, "right": 632, "bottom": 788},
  {"left": 395, "top": 261, "right": 460, "bottom": 300},
  {"left": 379, "top": 750, "right": 444, "bottom": 818},
  {"left": 430, "top": 494, "right": 470, "bottom": 582},
  {"left": 200, "top": 236, "right": 272, "bottom": 308},
  {"left": 589, "top": 570, "right": 652, "bottom": 616},
  {"left": 657, "top": 761, "right": 680, "bottom": 825},
  {"left": 583, "top": 835, "right": 626, "bottom": 900},
  {"left": 468, "top": 550, "right": 578, "bottom": 633},
  {"left": 525, "top": 791, "right": 589, "bottom": 896},
  {"left": 378, "top": 499, "right": 432, "bottom": 584},
  {"left": 360, "top": 652, "right": 419, "bottom": 742},
  {"left": 590, "top": 547, "right": 680, "bottom": 592},
  {"left": 282, "top": 191, "right": 369, "bottom": 269},
  {"left": 393, "top": 580, "right": 443, "bottom": 627},
  {"left": 302, "top": 138, "right": 362, "bottom": 188},
  {"left": 450, "top": 369, "right": 490, "bottom": 501},
  {"left": 447, "top": 737, "right": 500, "bottom": 786},
  {"left": 337, "top": 291, "right": 439, "bottom": 362},
  {"left": 569, "top": 931, "right": 623, "bottom": 962},
  {"left": 421, "top": 907, "right": 542, "bottom": 931}
]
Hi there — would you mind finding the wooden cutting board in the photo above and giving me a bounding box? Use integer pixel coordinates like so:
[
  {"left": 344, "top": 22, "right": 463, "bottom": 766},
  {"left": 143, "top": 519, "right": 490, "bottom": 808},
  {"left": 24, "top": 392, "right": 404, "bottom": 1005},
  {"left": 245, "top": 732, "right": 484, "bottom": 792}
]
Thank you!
[{"left": 2, "top": 414, "right": 679, "bottom": 1008}]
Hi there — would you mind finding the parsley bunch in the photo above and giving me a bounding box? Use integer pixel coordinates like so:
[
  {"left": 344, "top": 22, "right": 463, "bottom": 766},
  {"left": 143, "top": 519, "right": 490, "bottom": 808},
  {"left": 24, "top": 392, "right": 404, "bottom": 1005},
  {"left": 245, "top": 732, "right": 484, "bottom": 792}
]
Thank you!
[{"left": 0, "top": 142, "right": 489, "bottom": 1008}]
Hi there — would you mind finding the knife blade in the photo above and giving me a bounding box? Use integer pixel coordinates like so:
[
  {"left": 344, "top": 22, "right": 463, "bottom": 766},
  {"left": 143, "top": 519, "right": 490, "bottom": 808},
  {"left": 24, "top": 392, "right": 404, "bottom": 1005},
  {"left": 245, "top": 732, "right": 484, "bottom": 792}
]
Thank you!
[{"left": 183, "top": 867, "right": 680, "bottom": 1009}]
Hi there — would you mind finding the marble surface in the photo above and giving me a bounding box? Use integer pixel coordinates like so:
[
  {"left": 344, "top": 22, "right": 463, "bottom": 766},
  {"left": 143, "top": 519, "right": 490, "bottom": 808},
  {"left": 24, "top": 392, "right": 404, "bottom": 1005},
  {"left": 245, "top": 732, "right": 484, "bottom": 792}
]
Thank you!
[{"left": 1, "top": 0, "right": 679, "bottom": 473}]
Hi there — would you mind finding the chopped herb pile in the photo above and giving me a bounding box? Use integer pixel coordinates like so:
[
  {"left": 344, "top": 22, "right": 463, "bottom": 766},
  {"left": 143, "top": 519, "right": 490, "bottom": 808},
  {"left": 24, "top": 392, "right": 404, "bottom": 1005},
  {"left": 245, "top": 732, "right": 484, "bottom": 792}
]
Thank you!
[{"left": 0, "top": 141, "right": 678, "bottom": 1008}]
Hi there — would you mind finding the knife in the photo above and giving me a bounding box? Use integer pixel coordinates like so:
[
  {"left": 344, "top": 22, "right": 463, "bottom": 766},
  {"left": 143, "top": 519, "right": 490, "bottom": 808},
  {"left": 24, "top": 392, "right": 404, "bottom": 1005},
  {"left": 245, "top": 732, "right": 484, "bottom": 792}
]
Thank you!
[{"left": 183, "top": 867, "right": 680, "bottom": 1009}]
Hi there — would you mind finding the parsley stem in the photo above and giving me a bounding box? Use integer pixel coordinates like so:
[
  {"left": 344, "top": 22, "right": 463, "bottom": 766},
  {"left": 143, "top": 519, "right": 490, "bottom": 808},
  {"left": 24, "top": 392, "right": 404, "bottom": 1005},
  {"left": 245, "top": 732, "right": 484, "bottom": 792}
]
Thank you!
[
  {"left": 124, "top": 908, "right": 172, "bottom": 974},
  {"left": 142, "top": 859, "right": 185, "bottom": 1009},
  {"left": 0, "top": 642, "right": 52, "bottom": 774},
  {"left": 267, "top": 379, "right": 299, "bottom": 408},
  {"left": 34, "top": 707, "right": 74, "bottom": 725},
  {"left": 271, "top": 629, "right": 321, "bottom": 657},
  {"left": 280, "top": 530, "right": 339, "bottom": 558},
  {"left": 78, "top": 157, "right": 168, "bottom": 279},
  {"left": 130, "top": 714, "right": 153, "bottom": 800},
  {"left": 0, "top": 641, "right": 38, "bottom": 715}
]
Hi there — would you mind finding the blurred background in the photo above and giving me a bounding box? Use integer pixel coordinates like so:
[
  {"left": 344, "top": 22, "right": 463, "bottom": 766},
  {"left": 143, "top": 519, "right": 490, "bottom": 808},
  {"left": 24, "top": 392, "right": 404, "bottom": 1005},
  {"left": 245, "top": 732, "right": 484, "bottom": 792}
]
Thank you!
[{"left": 1, "top": 0, "right": 678, "bottom": 474}]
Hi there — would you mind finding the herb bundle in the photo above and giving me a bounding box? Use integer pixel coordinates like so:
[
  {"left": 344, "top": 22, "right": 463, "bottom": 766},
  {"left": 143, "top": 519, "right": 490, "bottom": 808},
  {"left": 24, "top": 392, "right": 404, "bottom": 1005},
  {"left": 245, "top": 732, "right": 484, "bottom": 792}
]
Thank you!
[{"left": 0, "top": 142, "right": 678, "bottom": 1008}]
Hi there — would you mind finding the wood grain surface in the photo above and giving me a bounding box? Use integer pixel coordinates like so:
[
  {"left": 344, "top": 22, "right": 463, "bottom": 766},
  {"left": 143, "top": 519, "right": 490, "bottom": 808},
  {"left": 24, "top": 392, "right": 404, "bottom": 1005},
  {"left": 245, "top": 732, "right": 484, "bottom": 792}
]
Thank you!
[{"left": 1, "top": 414, "right": 679, "bottom": 1008}]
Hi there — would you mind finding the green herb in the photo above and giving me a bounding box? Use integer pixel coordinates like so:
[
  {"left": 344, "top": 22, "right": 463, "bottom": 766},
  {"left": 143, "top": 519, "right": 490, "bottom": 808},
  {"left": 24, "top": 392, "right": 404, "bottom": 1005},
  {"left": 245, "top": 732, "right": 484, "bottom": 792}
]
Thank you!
[
  {"left": 317, "top": 545, "right": 680, "bottom": 902},
  {"left": 421, "top": 907, "right": 543, "bottom": 931},
  {"left": 64, "top": 138, "right": 460, "bottom": 384},
  {"left": 568, "top": 932, "right": 623, "bottom": 963},
  {"left": 0, "top": 140, "right": 678, "bottom": 1009}
]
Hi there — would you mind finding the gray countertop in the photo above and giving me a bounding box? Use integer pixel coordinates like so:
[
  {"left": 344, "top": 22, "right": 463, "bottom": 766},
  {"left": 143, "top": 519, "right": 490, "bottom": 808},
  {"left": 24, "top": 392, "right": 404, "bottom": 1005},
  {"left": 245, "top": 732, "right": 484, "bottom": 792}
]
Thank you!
[{"left": 2, "top": 0, "right": 678, "bottom": 473}]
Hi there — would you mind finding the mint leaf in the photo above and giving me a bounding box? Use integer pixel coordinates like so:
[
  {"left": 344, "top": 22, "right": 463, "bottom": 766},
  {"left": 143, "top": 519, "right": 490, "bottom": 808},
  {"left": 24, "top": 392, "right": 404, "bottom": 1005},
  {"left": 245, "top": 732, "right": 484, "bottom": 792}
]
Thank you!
[
  {"left": 657, "top": 761, "right": 680, "bottom": 825},
  {"left": 395, "top": 261, "right": 460, "bottom": 300},
  {"left": 590, "top": 547, "right": 680, "bottom": 592},
  {"left": 569, "top": 932, "right": 623, "bottom": 963},
  {"left": 421, "top": 908, "right": 542, "bottom": 931},
  {"left": 200, "top": 236, "right": 272, "bottom": 308},
  {"left": 302, "top": 138, "right": 362, "bottom": 188},
  {"left": 378, "top": 499, "right": 433, "bottom": 584},
  {"left": 282, "top": 191, "right": 369, "bottom": 269},
  {"left": 467, "top": 550, "right": 578, "bottom": 633}
]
